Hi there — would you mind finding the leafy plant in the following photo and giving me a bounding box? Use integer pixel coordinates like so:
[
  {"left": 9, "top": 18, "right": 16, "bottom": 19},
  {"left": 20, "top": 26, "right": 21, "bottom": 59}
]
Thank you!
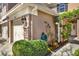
[
  {"left": 59, "top": 12, "right": 68, "bottom": 20},
  {"left": 59, "top": 11, "right": 73, "bottom": 21},
  {"left": 12, "top": 40, "right": 48, "bottom": 56},
  {"left": 73, "top": 9, "right": 79, "bottom": 16},
  {"left": 63, "top": 23, "right": 72, "bottom": 32},
  {"left": 74, "top": 49, "right": 79, "bottom": 56},
  {"left": 61, "top": 31, "right": 69, "bottom": 39},
  {"left": 59, "top": 8, "right": 79, "bottom": 40},
  {"left": 59, "top": 8, "right": 79, "bottom": 22},
  {"left": 61, "top": 22, "right": 72, "bottom": 40},
  {"left": 29, "top": 40, "right": 48, "bottom": 55}
]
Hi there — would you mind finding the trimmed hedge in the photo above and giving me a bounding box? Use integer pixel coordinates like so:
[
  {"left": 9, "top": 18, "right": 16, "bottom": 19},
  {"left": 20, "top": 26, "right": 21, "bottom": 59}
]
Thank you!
[{"left": 12, "top": 40, "right": 48, "bottom": 56}]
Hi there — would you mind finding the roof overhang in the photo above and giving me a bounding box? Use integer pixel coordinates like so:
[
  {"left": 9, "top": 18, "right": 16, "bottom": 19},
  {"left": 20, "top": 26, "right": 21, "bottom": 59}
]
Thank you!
[
  {"left": 1, "top": 3, "right": 58, "bottom": 21},
  {"left": 25, "top": 3, "right": 58, "bottom": 16}
]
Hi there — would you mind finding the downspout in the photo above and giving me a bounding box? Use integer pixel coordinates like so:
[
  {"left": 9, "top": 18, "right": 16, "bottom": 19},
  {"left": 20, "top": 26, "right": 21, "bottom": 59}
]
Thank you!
[
  {"left": 58, "top": 17, "right": 61, "bottom": 43},
  {"left": 55, "top": 16, "right": 61, "bottom": 43}
]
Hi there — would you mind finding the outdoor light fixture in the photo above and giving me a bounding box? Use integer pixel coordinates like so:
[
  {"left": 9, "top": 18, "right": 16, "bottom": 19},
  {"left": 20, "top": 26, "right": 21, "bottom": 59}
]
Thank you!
[
  {"left": 44, "top": 21, "right": 47, "bottom": 24},
  {"left": 3, "top": 16, "right": 9, "bottom": 21},
  {"left": 21, "top": 16, "right": 26, "bottom": 23},
  {"left": 44, "top": 21, "right": 51, "bottom": 28}
]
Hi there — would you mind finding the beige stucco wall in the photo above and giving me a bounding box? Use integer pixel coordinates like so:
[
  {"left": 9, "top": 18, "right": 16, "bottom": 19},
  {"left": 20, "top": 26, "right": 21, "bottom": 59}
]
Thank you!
[
  {"left": 9, "top": 5, "right": 56, "bottom": 40},
  {"left": 32, "top": 15, "right": 46, "bottom": 39},
  {"left": 32, "top": 10, "right": 55, "bottom": 44},
  {"left": 68, "top": 3, "right": 79, "bottom": 11},
  {"left": 38, "top": 10, "right": 55, "bottom": 39}
]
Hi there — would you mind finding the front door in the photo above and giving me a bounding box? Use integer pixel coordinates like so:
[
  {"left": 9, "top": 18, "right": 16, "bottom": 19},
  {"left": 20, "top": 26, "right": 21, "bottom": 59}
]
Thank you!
[{"left": 13, "top": 19, "right": 24, "bottom": 42}]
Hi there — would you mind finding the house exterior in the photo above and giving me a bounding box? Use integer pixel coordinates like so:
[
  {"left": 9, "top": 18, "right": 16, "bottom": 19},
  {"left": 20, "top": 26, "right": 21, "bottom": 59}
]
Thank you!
[{"left": 0, "top": 3, "right": 57, "bottom": 44}]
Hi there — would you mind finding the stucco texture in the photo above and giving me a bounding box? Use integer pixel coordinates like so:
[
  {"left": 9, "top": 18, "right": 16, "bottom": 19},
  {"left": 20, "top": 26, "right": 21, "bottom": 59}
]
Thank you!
[{"left": 31, "top": 10, "right": 55, "bottom": 44}]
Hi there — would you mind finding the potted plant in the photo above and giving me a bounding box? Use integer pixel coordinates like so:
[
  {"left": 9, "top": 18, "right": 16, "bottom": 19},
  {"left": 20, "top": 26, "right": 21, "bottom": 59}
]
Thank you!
[
  {"left": 61, "top": 30, "right": 69, "bottom": 43},
  {"left": 61, "top": 31, "right": 65, "bottom": 43},
  {"left": 51, "top": 39, "right": 59, "bottom": 49}
]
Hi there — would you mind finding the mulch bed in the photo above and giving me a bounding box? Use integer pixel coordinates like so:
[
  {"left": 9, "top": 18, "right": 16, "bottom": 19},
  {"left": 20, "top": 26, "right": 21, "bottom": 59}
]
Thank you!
[
  {"left": 53, "top": 40, "right": 68, "bottom": 52},
  {"left": 45, "top": 40, "right": 69, "bottom": 56}
]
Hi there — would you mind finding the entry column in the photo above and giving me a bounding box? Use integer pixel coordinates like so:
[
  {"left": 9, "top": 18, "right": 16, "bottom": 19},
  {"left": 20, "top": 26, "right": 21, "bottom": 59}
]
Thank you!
[{"left": 8, "top": 18, "right": 13, "bottom": 43}]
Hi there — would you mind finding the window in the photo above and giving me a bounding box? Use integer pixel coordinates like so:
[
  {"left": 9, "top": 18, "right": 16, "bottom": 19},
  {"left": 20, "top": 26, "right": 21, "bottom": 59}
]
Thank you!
[{"left": 57, "top": 3, "right": 68, "bottom": 13}]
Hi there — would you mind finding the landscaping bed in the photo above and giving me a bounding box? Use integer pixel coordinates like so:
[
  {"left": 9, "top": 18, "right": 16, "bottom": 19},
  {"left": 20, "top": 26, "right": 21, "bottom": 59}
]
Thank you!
[
  {"left": 50, "top": 42, "right": 79, "bottom": 56},
  {"left": 1, "top": 39, "right": 79, "bottom": 56}
]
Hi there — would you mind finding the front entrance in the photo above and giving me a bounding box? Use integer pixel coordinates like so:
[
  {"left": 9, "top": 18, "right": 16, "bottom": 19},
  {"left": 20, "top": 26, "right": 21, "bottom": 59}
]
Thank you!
[{"left": 13, "top": 19, "right": 24, "bottom": 42}]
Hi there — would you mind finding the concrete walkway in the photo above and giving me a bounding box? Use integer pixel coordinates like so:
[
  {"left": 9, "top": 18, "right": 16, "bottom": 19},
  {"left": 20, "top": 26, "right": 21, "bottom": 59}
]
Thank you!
[
  {"left": 69, "top": 36, "right": 79, "bottom": 44},
  {"left": 0, "top": 37, "right": 13, "bottom": 56},
  {"left": 0, "top": 43, "right": 13, "bottom": 56}
]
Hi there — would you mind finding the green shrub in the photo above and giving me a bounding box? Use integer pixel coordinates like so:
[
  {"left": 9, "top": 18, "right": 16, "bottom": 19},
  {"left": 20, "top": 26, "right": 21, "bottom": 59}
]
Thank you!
[
  {"left": 74, "top": 49, "right": 79, "bottom": 56},
  {"left": 12, "top": 40, "right": 48, "bottom": 56},
  {"left": 30, "top": 40, "right": 48, "bottom": 55}
]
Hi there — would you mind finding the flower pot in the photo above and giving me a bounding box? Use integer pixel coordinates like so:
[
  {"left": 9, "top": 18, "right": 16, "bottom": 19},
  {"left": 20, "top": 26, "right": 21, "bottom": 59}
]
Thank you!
[{"left": 52, "top": 42, "right": 59, "bottom": 49}]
